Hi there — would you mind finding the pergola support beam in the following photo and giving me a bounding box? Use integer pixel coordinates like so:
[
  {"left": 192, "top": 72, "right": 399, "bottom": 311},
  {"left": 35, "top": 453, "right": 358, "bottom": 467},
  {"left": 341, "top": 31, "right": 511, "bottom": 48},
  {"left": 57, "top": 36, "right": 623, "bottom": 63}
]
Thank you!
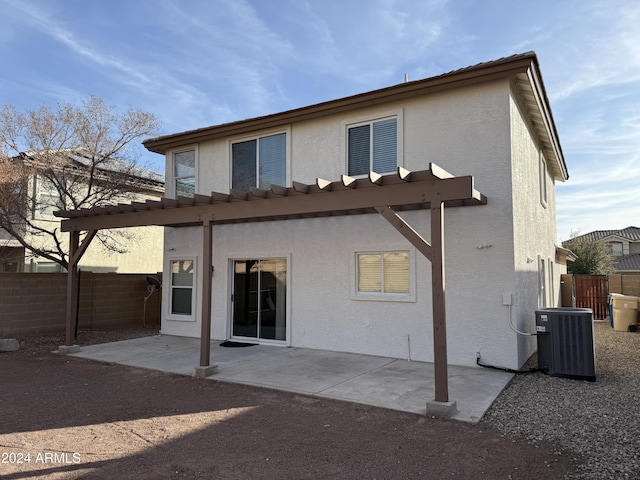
[
  {"left": 376, "top": 201, "right": 455, "bottom": 414},
  {"left": 374, "top": 206, "right": 433, "bottom": 261}
]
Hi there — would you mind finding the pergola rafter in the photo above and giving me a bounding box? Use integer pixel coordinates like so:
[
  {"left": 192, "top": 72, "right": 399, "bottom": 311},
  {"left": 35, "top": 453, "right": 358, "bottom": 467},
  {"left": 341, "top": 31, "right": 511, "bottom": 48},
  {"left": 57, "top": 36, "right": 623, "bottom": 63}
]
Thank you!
[{"left": 56, "top": 162, "right": 487, "bottom": 406}]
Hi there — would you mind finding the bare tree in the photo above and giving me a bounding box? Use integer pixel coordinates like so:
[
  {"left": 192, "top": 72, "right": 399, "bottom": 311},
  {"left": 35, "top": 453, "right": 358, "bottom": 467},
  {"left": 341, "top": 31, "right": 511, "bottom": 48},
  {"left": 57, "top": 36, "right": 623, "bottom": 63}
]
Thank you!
[{"left": 0, "top": 96, "right": 160, "bottom": 270}]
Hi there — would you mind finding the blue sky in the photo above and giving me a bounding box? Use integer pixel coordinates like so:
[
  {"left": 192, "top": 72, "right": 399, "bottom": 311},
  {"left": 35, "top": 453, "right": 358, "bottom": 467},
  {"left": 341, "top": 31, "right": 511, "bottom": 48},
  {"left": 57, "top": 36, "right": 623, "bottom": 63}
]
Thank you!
[{"left": 1, "top": 0, "right": 638, "bottom": 242}]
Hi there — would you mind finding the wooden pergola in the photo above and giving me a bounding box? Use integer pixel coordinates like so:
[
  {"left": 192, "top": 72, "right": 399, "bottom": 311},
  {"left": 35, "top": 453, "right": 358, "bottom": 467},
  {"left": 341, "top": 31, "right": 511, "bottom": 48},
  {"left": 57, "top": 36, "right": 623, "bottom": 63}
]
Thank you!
[{"left": 56, "top": 163, "right": 486, "bottom": 407}]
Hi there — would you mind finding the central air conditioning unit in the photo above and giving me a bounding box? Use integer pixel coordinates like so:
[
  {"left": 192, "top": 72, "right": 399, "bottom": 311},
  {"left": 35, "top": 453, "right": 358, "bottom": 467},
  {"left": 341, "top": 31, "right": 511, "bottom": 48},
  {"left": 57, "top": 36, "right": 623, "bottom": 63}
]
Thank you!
[{"left": 535, "top": 308, "right": 596, "bottom": 382}]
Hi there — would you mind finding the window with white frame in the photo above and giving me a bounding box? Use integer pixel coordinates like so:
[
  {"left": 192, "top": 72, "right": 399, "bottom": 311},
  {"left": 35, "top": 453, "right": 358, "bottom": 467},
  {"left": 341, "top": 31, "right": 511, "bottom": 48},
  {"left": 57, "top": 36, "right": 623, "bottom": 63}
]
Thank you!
[
  {"left": 347, "top": 117, "right": 397, "bottom": 176},
  {"left": 357, "top": 251, "right": 410, "bottom": 295},
  {"left": 36, "top": 175, "right": 64, "bottom": 218},
  {"left": 539, "top": 153, "right": 548, "bottom": 207},
  {"left": 232, "top": 132, "right": 286, "bottom": 191},
  {"left": 174, "top": 150, "right": 196, "bottom": 198},
  {"left": 170, "top": 259, "right": 194, "bottom": 316},
  {"left": 609, "top": 242, "right": 623, "bottom": 256}
]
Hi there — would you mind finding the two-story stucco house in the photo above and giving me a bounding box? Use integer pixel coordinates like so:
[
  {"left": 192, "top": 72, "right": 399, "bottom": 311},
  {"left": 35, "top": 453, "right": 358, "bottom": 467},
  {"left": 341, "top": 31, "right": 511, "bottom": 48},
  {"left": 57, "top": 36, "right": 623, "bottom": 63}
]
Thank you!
[
  {"left": 58, "top": 52, "right": 568, "bottom": 375},
  {"left": 0, "top": 148, "right": 165, "bottom": 273},
  {"left": 135, "top": 51, "right": 569, "bottom": 371},
  {"left": 566, "top": 227, "right": 640, "bottom": 274}
]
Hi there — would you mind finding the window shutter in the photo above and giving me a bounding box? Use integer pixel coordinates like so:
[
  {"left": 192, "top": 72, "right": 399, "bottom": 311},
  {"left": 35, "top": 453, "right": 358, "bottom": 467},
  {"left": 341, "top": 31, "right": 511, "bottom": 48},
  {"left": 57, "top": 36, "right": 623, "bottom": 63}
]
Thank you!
[
  {"left": 383, "top": 252, "right": 409, "bottom": 293},
  {"left": 232, "top": 140, "right": 257, "bottom": 191},
  {"left": 258, "top": 133, "right": 286, "bottom": 189},
  {"left": 372, "top": 118, "right": 397, "bottom": 173},
  {"left": 348, "top": 125, "right": 370, "bottom": 176},
  {"left": 358, "top": 254, "right": 382, "bottom": 292}
]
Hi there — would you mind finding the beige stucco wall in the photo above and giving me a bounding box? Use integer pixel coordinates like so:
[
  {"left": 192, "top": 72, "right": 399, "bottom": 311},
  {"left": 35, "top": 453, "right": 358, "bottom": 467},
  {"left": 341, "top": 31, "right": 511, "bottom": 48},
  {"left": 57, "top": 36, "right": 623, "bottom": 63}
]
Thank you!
[
  {"left": 161, "top": 78, "right": 562, "bottom": 369},
  {"left": 76, "top": 224, "right": 164, "bottom": 273},
  {"left": 509, "top": 83, "right": 563, "bottom": 366},
  {"left": 26, "top": 188, "right": 164, "bottom": 274}
]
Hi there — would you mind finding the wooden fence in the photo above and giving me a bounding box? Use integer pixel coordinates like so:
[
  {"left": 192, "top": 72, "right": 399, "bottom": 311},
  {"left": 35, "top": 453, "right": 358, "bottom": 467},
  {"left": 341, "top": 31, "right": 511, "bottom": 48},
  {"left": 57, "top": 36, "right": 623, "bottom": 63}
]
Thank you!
[
  {"left": 574, "top": 275, "right": 609, "bottom": 319},
  {"left": 560, "top": 274, "right": 640, "bottom": 320}
]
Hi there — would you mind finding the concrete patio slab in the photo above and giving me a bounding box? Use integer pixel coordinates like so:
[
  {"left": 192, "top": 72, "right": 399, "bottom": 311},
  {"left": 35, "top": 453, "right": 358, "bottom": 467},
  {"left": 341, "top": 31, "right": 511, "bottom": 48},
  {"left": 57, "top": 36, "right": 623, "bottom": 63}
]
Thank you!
[{"left": 70, "top": 335, "right": 512, "bottom": 423}]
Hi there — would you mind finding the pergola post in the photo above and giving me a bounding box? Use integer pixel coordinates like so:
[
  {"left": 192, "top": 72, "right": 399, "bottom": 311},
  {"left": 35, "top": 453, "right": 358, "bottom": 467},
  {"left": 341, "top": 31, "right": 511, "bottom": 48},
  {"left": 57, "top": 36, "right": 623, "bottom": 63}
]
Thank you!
[
  {"left": 375, "top": 202, "right": 457, "bottom": 417},
  {"left": 195, "top": 220, "right": 217, "bottom": 377},
  {"left": 59, "top": 229, "right": 97, "bottom": 353},
  {"left": 430, "top": 198, "right": 449, "bottom": 403},
  {"left": 64, "top": 231, "right": 80, "bottom": 348}
]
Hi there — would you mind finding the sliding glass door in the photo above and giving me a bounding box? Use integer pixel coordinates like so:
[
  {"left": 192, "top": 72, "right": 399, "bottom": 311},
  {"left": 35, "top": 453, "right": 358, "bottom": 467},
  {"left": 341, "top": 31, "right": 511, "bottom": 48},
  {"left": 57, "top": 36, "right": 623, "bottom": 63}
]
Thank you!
[{"left": 232, "top": 259, "right": 286, "bottom": 341}]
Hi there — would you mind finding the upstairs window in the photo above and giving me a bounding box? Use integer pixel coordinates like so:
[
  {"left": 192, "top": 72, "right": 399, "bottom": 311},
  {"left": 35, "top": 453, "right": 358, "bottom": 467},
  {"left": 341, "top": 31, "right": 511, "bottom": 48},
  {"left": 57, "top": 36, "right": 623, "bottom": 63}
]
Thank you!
[
  {"left": 609, "top": 242, "right": 623, "bottom": 256},
  {"left": 348, "top": 117, "right": 397, "bottom": 176},
  {"left": 232, "top": 133, "right": 286, "bottom": 191},
  {"left": 174, "top": 150, "right": 196, "bottom": 198},
  {"left": 36, "top": 175, "right": 64, "bottom": 218}
]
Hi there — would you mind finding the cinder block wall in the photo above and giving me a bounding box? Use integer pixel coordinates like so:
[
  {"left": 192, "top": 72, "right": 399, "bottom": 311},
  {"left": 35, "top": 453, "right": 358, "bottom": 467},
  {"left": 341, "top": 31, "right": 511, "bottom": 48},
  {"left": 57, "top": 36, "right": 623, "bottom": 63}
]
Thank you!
[
  {"left": 609, "top": 274, "right": 640, "bottom": 296},
  {"left": 0, "top": 272, "right": 162, "bottom": 337}
]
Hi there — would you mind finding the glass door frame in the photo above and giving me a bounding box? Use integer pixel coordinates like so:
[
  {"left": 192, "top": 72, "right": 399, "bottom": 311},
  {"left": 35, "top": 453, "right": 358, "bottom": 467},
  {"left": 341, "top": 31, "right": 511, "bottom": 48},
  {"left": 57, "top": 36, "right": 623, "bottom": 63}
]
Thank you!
[{"left": 228, "top": 257, "right": 289, "bottom": 345}]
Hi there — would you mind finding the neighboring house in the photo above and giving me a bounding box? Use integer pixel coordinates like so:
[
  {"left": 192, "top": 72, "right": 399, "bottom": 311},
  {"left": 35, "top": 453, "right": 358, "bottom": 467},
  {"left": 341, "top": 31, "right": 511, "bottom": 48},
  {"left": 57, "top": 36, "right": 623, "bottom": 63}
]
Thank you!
[
  {"left": 133, "top": 51, "right": 569, "bottom": 371},
  {"left": 567, "top": 227, "right": 640, "bottom": 274},
  {"left": 0, "top": 148, "right": 165, "bottom": 273}
]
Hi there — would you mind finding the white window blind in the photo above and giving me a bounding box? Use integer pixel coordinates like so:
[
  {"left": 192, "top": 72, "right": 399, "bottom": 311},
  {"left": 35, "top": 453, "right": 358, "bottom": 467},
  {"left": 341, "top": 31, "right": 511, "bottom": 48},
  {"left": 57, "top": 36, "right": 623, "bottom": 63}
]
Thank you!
[
  {"left": 258, "top": 133, "right": 286, "bottom": 190},
  {"left": 372, "top": 118, "right": 397, "bottom": 173},
  {"left": 358, "top": 254, "right": 382, "bottom": 292},
  {"left": 383, "top": 252, "right": 410, "bottom": 293},
  {"left": 232, "top": 133, "right": 286, "bottom": 190},
  {"left": 357, "top": 251, "right": 409, "bottom": 294},
  {"left": 348, "top": 117, "right": 397, "bottom": 176}
]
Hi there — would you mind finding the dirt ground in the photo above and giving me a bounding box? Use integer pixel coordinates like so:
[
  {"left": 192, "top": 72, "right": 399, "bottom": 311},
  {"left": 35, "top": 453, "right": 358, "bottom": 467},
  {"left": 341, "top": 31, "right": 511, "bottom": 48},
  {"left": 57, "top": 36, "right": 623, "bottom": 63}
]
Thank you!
[{"left": 1, "top": 328, "right": 577, "bottom": 479}]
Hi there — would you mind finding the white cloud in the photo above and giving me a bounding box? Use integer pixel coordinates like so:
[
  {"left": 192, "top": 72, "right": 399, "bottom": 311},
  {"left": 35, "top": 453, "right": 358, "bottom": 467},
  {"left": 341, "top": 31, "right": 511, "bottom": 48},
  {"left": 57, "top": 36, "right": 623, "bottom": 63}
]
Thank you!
[
  {"left": 547, "top": 3, "right": 640, "bottom": 101},
  {"left": 273, "top": 0, "right": 450, "bottom": 89},
  {"left": 7, "top": 1, "right": 152, "bottom": 86}
]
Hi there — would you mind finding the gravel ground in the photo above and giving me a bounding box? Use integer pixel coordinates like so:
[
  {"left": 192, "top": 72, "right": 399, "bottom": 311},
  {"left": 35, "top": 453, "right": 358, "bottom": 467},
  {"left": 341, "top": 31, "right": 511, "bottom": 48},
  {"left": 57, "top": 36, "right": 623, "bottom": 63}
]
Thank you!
[{"left": 482, "top": 321, "right": 640, "bottom": 479}]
